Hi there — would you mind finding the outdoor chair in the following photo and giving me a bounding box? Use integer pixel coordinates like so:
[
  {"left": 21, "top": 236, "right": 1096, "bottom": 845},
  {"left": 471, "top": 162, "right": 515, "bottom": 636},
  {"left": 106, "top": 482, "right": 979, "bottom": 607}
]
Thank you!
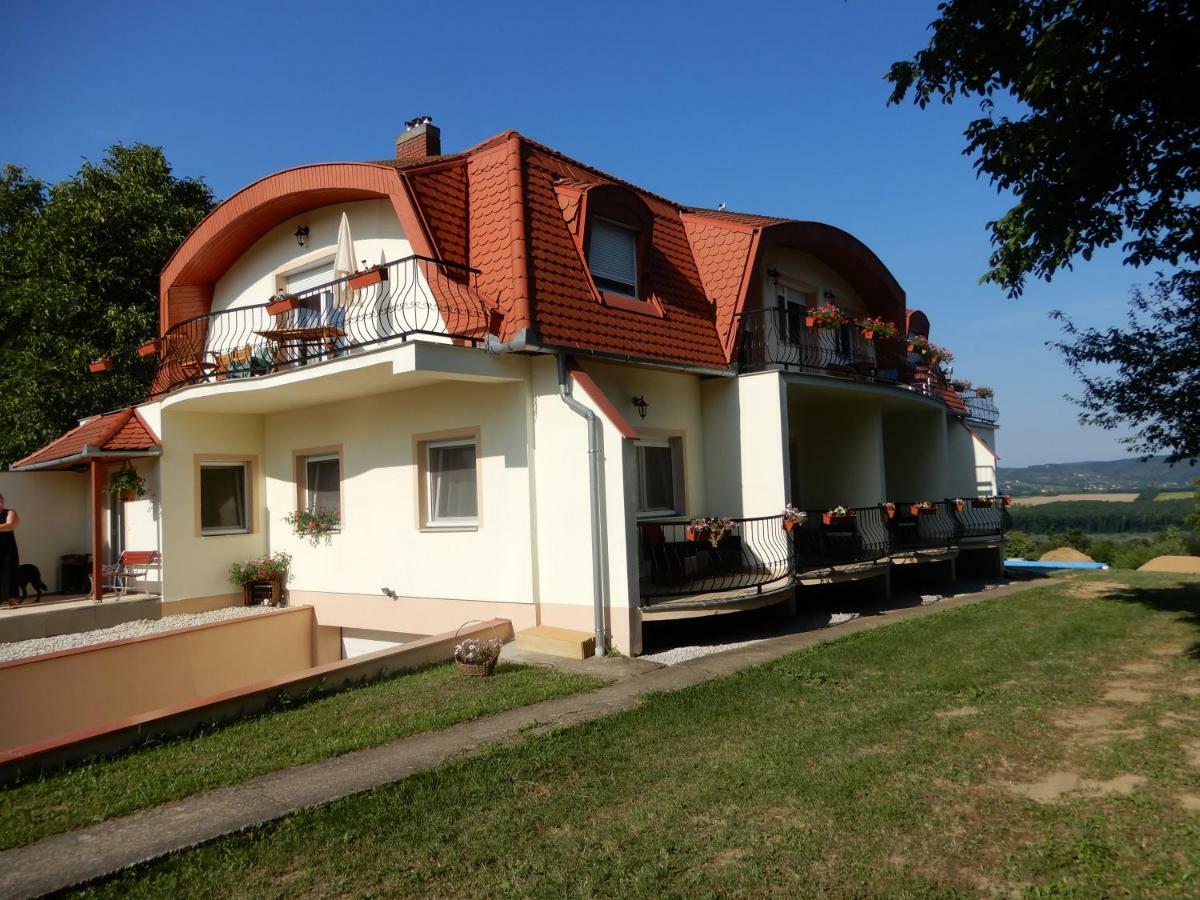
[{"left": 102, "top": 550, "right": 161, "bottom": 598}]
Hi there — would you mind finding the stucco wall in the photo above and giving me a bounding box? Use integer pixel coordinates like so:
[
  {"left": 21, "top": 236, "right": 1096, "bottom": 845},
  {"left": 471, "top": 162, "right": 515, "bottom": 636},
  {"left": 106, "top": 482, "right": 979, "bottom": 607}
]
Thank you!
[
  {"left": 947, "top": 422, "right": 998, "bottom": 496},
  {"left": 0, "top": 607, "right": 314, "bottom": 752},
  {"left": 881, "top": 409, "right": 950, "bottom": 501},
  {"left": 757, "top": 248, "right": 868, "bottom": 317},
  {"left": 0, "top": 471, "right": 89, "bottom": 591},
  {"left": 789, "top": 397, "right": 885, "bottom": 509},
  {"left": 212, "top": 199, "right": 414, "bottom": 314},
  {"left": 159, "top": 410, "right": 267, "bottom": 601}
]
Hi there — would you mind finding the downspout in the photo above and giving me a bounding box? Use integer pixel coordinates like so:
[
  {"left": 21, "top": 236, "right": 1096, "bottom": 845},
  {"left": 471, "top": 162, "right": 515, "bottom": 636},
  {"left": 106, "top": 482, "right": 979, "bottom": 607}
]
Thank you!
[{"left": 556, "top": 353, "right": 607, "bottom": 656}]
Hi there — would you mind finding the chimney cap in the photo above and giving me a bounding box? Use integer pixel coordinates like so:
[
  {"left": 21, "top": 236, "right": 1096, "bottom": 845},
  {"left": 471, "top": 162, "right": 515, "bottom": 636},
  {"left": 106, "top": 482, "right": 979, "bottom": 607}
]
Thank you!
[{"left": 404, "top": 115, "right": 434, "bottom": 130}]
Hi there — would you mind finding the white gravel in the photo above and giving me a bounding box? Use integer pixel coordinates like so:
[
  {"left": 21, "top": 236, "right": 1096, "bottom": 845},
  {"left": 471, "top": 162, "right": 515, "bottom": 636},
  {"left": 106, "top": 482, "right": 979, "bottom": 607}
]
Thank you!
[
  {"left": 0, "top": 605, "right": 276, "bottom": 662},
  {"left": 642, "top": 611, "right": 862, "bottom": 666}
]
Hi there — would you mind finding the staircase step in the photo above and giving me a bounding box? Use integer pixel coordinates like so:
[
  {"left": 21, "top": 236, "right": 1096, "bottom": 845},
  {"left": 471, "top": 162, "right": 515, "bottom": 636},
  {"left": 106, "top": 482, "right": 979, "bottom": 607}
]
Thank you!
[{"left": 514, "top": 625, "right": 596, "bottom": 660}]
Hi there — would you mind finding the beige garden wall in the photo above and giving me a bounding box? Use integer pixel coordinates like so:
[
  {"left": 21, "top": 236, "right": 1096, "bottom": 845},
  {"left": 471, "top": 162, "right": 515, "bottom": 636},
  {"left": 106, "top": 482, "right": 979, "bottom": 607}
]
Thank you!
[
  {"left": 0, "top": 471, "right": 89, "bottom": 590},
  {"left": 0, "top": 607, "right": 314, "bottom": 752}
]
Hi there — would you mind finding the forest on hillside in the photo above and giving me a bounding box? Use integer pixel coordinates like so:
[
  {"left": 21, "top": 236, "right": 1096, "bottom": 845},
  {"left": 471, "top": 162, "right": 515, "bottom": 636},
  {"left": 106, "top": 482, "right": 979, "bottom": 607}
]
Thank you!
[{"left": 1008, "top": 498, "right": 1194, "bottom": 534}]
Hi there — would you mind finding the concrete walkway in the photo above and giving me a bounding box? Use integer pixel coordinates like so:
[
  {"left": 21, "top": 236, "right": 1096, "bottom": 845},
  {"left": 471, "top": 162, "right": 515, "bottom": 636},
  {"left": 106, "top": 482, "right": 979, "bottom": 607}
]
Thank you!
[{"left": 0, "top": 579, "right": 1040, "bottom": 899}]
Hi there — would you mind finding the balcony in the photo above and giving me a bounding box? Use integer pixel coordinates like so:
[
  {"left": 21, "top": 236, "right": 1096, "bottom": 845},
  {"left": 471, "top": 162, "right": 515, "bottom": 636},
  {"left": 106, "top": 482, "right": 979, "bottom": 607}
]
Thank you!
[
  {"left": 960, "top": 389, "right": 1000, "bottom": 425},
  {"left": 637, "top": 498, "right": 1011, "bottom": 612},
  {"left": 152, "top": 256, "right": 490, "bottom": 396}
]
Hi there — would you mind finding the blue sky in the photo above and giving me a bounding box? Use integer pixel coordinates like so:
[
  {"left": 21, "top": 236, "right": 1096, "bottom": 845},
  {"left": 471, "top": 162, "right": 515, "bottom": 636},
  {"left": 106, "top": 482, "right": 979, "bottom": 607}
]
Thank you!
[{"left": 2, "top": 0, "right": 1146, "bottom": 467}]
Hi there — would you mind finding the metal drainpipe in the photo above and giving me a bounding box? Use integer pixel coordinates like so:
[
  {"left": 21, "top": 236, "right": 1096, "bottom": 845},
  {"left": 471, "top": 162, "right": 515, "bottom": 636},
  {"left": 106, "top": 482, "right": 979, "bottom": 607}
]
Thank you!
[{"left": 556, "top": 353, "right": 607, "bottom": 656}]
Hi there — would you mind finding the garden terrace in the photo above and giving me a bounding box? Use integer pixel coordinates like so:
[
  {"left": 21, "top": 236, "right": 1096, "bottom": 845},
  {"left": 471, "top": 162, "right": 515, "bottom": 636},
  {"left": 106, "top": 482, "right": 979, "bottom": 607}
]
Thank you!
[{"left": 152, "top": 255, "right": 491, "bottom": 396}]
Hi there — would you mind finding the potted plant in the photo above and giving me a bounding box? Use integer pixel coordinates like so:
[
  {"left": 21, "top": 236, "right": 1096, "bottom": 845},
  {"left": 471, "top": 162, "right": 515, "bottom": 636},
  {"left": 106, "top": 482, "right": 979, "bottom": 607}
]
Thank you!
[
  {"left": 884, "top": 501, "right": 896, "bottom": 519},
  {"left": 88, "top": 356, "right": 113, "bottom": 373},
  {"left": 909, "top": 501, "right": 937, "bottom": 516},
  {"left": 228, "top": 551, "right": 292, "bottom": 606},
  {"left": 782, "top": 505, "right": 807, "bottom": 532},
  {"left": 136, "top": 339, "right": 160, "bottom": 357},
  {"left": 807, "top": 304, "right": 845, "bottom": 329},
  {"left": 266, "top": 290, "right": 303, "bottom": 316},
  {"left": 974, "top": 385, "right": 995, "bottom": 399},
  {"left": 1001, "top": 494, "right": 1014, "bottom": 507},
  {"left": 284, "top": 506, "right": 340, "bottom": 545},
  {"left": 347, "top": 264, "right": 389, "bottom": 291},
  {"left": 453, "top": 624, "right": 503, "bottom": 677},
  {"left": 822, "top": 505, "right": 856, "bottom": 527},
  {"left": 950, "top": 378, "right": 972, "bottom": 392},
  {"left": 953, "top": 497, "right": 965, "bottom": 512},
  {"left": 924, "top": 342, "right": 954, "bottom": 364},
  {"left": 686, "top": 516, "right": 736, "bottom": 548},
  {"left": 855, "top": 316, "right": 898, "bottom": 341},
  {"left": 972, "top": 497, "right": 994, "bottom": 508},
  {"left": 108, "top": 465, "right": 147, "bottom": 502}
]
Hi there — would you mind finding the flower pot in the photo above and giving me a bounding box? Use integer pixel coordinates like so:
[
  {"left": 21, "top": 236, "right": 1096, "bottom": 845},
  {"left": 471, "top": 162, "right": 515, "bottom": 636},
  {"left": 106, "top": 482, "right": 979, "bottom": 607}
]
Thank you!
[
  {"left": 972, "top": 498, "right": 994, "bottom": 508},
  {"left": 88, "top": 357, "right": 113, "bottom": 373},
  {"left": 243, "top": 576, "right": 283, "bottom": 607},
  {"left": 1001, "top": 495, "right": 1013, "bottom": 507},
  {"left": 455, "top": 655, "right": 498, "bottom": 677},
  {"left": 266, "top": 296, "right": 302, "bottom": 316},
  {"left": 805, "top": 315, "right": 816, "bottom": 328},
  {"left": 861, "top": 329, "right": 874, "bottom": 340},
  {"left": 909, "top": 504, "right": 936, "bottom": 516},
  {"left": 685, "top": 526, "right": 708, "bottom": 543},
  {"left": 136, "top": 340, "right": 160, "bottom": 357},
  {"left": 954, "top": 500, "right": 965, "bottom": 512},
  {"left": 348, "top": 267, "right": 388, "bottom": 291},
  {"left": 822, "top": 511, "right": 856, "bottom": 528},
  {"left": 783, "top": 518, "right": 796, "bottom": 532},
  {"left": 884, "top": 503, "right": 896, "bottom": 519},
  {"left": 117, "top": 488, "right": 138, "bottom": 502},
  {"left": 906, "top": 343, "right": 914, "bottom": 352}
]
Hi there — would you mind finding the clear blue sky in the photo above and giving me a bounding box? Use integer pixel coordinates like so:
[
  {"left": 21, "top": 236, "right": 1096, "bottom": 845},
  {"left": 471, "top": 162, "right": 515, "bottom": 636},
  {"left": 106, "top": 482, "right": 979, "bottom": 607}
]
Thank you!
[{"left": 3, "top": 0, "right": 1144, "bottom": 467}]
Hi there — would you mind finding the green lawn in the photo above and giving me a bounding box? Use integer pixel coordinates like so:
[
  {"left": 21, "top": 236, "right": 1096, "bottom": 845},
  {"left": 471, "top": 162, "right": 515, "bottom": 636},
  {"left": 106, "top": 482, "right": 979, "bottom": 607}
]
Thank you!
[
  {"left": 0, "top": 662, "right": 599, "bottom": 851},
  {"left": 75, "top": 572, "right": 1200, "bottom": 898}
]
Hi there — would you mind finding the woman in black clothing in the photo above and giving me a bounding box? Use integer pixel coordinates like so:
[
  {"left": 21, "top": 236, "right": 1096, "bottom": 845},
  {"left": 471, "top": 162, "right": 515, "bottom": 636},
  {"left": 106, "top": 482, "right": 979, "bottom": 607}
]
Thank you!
[{"left": 0, "top": 494, "right": 20, "bottom": 608}]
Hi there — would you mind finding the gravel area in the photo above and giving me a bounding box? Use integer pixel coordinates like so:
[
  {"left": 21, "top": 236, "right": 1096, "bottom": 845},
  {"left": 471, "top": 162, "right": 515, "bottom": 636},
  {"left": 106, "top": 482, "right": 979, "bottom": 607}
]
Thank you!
[
  {"left": 641, "top": 611, "right": 862, "bottom": 666},
  {"left": 0, "top": 605, "right": 276, "bottom": 662}
]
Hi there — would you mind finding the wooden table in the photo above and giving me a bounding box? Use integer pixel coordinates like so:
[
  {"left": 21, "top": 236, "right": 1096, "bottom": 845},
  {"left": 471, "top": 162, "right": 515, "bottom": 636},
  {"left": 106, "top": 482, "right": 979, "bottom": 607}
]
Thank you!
[{"left": 254, "top": 326, "right": 346, "bottom": 366}]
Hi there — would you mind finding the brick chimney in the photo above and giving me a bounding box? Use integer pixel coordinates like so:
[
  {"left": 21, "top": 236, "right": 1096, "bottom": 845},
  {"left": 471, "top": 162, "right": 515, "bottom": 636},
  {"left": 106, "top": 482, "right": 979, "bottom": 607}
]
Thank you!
[{"left": 395, "top": 116, "right": 441, "bottom": 164}]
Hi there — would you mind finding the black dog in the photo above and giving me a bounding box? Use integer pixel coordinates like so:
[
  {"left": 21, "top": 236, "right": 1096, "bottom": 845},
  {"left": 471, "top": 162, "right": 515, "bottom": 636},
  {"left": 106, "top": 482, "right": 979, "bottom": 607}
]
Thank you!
[{"left": 17, "top": 564, "right": 48, "bottom": 602}]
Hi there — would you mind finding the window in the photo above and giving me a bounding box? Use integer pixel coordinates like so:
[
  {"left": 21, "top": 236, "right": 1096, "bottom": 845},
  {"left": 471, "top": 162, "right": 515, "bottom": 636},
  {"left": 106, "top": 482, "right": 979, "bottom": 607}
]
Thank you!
[
  {"left": 587, "top": 218, "right": 638, "bottom": 297},
  {"left": 636, "top": 439, "right": 683, "bottom": 516},
  {"left": 301, "top": 453, "right": 341, "bottom": 519},
  {"left": 199, "top": 462, "right": 249, "bottom": 535},
  {"left": 777, "top": 284, "right": 814, "bottom": 342},
  {"left": 425, "top": 438, "right": 478, "bottom": 526}
]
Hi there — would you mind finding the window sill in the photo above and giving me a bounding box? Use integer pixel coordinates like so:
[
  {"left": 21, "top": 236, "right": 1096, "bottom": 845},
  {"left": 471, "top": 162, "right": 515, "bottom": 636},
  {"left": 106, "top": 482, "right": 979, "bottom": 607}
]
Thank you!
[
  {"left": 419, "top": 524, "right": 480, "bottom": 533},
  {"left": 599, "top": 290, "right": 665, "bottom": 318},
  {"left": 200, "top": 529, "right": 252, "bottom": 537}
]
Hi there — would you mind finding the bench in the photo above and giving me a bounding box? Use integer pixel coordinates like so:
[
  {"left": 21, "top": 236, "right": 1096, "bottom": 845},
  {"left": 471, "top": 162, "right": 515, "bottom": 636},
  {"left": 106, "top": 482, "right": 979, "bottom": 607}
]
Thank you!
[{"left": 102, "top": 550, "right": 162, "bottom": 598}]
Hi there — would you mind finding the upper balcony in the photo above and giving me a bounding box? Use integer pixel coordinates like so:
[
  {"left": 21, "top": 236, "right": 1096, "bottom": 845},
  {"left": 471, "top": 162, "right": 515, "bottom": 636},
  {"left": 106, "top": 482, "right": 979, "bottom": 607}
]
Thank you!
[
  {"left": 736, "top": 306, "right": 999, "bottom": 424},
  {"left": 151, "top": 256, "right": 491, "bottom": 397}
]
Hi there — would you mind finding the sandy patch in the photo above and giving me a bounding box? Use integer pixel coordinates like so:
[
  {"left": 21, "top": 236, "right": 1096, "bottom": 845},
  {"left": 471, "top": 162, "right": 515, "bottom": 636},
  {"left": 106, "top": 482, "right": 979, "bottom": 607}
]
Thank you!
[
  {"left": 1005, "top": 771, "right": 1147, "bottom": 804},
  {"left": 1183, "top": 740, "right": 1200, "bottom": 768},
  {"left": 1041, "top": 547, "right": 1095, "bottom": 563},
  {"left": 1149, "top": 643, "right": 1191, "bottom": 657},
  {"left": 1013, "top": 493, "right": 1139, "bottom": 506},
  {"left": 937, "top": 706, "right": 979, "bottom": 719},
  {"left": 1137, "top": 555, "right": 1200, "bottom": 574},
  {"left": 1174, "top": 685, "right": 1200, "bottom": 697},
  {"left": 1159, "top": 712, "right": 1197, "bottom": 728},
  {"left": 1103, "top": 684, "right": 1153, "bottom": 703},
  {"left": 1119, "top": 660, "right": 1166, "bottom": 675},
  {"left": 1057, "top": 707, "right": 1123, "bottom": 729},
  {"left": 1179, "top": 794, "right": 1200, "bottom": 812}
]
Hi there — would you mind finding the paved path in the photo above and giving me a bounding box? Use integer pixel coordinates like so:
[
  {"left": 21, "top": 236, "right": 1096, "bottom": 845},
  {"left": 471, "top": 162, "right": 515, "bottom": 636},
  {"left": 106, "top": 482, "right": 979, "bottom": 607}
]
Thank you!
[{"left": 0, "top": 579, "right": 1039, "bottom": 899}]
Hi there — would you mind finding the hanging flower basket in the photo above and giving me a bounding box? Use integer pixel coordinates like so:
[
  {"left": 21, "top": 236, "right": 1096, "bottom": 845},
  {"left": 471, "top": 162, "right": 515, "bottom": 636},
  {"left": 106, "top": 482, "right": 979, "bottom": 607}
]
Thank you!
[
  {"left": 347, "top": 266, "right": 389, "bottom": 291},
  {"left": 136, "top": 340, "right": 160, "bottom": 357},
  {"left": 453, "top": 621, "right": 502, "bottom": 677},
  {"left": 266, "top": 293, "right": 303, "bottom": 316},
  {"left": 972, "top": 498, "right": 994, "bottom": 508},
  {"left": 88, "top": 357, "right": 113, "bottom": 373},
  {"left": 108, "top": 465, "right": 146, "bottom": 502},
  {"left": 822, "top": 506, "right": 856, "bottom": 528}
]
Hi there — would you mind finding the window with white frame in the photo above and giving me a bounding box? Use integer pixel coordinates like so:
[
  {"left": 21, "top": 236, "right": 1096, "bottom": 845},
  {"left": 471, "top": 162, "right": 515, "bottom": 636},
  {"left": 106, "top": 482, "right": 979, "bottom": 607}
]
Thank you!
[
  {"left": 424, "top": 438, "right": 478, "bottom": 526},
  {"left": 301, "top": 453, "right": 341, "bottom": 519},
  {"left": 587, "top": 218, "right": 639, "bottom": 297},
  {"left": 635, "top": 438, "right": 683, "bottom": 516},
  {"left": 777, "top": 284, "right": 814, "bottom": 342},
  {"left": 199, "top": 462, "right": 249, "bottom": 535}
]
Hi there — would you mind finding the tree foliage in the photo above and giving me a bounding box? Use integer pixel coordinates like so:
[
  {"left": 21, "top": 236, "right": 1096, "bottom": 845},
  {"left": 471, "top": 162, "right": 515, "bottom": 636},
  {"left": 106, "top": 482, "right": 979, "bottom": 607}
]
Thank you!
[
  {"left": 888, "top": 0, "right": 1200, "bottom": 465},
  {"left": 0, "top": 145, "right": 214, "bottom": 467}
]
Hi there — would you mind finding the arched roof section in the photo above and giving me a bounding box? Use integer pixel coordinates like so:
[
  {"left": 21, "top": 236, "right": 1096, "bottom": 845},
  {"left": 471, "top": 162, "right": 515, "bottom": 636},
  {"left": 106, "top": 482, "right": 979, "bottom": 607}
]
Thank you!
[
  {"left": 756, "top": 220, "right": 906, "bottom": 327},
  {"left": 158, "top": 163, "right": 432, "bottom": 331}
]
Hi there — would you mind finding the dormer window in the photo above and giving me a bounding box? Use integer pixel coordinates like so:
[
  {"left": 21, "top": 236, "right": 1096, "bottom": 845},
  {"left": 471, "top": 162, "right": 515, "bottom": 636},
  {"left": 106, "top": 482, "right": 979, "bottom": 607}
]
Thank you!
[{"left": 586, "top": 218, "right": 639, "bottom": 298}]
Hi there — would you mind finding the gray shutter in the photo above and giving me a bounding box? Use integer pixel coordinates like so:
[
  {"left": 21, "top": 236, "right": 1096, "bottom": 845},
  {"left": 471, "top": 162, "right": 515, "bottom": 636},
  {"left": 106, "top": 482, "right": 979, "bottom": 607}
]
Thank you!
[{"left": 588, "top": 220, "right": 637, "bottom": 292}]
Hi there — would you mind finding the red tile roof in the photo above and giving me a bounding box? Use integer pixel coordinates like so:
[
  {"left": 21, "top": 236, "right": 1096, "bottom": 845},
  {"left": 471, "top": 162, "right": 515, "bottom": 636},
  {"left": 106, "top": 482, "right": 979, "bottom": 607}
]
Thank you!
[{"left": 11, "top": 409, "right": 159, "bottom": 471}]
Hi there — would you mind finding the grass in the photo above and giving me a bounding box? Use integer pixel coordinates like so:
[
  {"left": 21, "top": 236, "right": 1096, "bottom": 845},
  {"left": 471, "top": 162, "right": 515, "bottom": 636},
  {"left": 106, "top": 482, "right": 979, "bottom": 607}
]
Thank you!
[
  {"left": 0, "top": 661, "right": 599, "bottom": 851},
  {"left": 73, "top": 571, "right": 1200, "bottom": 898},
  {"left": 1155, "top": 490, "right": 1195, "bottom": 501}
]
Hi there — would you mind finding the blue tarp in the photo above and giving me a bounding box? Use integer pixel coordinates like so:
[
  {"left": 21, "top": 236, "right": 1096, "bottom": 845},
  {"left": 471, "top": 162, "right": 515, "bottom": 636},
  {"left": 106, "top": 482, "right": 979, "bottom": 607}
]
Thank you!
[{"left": 1004, "top": 560, "right": 1109, "bottom": 570}]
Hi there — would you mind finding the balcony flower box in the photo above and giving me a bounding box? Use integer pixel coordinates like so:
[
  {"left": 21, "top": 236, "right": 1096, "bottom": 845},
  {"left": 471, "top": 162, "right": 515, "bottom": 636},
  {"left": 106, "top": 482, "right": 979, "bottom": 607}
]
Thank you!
[
  {"left": 953, "top": 498, "right": 965, "bottom": 512},
  {"left": 822, "top": 507, "right": 856, "bottom": 528},
  {"left": 806, "top": 304, "right": 845, "bottom": 330},
  {"left": 687, "top": 516, "right": 736, "bottom": 548},
  {"left": 228, "top": 552, "right": 291, "bottom": 608},
  {"left": 136, "top": 339, "right": 160, "bottom": 358},
  {"left": 884, "top": 501, "right": 896, "bottom": 519},
  {"left": 1001, "top": 495, "right": 1013, "bottom": 507},
  {"left": 855, "top": 317, "right": 898, "bottom": 341},
  {"left": 347, "top": 265, "right": 389, "bottom": 291},
  {"left": 972, "top": 498, "right": 994, "bottom": 508},
  {"left": 909, "top": 502, "right": 937, "bottom": 516},
  {"left": 782, "top": 505, "right": 807, "bottom": 532},
  {"left": 88, "top": 357, "right": 113, "bottom": 373},
  {"left": 266, "top": 293, "right": 302, "bottom": 316}
]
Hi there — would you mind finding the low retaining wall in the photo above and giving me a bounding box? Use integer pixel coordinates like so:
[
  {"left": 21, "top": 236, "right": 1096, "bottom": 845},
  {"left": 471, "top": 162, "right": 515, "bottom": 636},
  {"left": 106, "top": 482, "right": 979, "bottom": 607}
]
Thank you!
[
  {"left": 0, "top": 596, "right": 161, "bottom": 644},
  {"left": 0, "top": 616, "right": 513, "bottom": 782}
]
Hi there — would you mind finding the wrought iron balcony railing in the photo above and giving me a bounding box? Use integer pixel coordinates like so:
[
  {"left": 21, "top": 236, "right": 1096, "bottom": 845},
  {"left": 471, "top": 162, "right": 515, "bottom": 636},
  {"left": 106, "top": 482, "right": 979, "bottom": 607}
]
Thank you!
[
  {"left": 952, "top": 495, "right": 1012, "bottom": 539},
  {"left": 791, "top": 505, "right": 893, "bottom": 573},
  {"left": 888, "top": 500, "right": 961, "bottom": 552},
  {"left": 153, "top": 255, "right": 489, "bottom": 396},
  {"left": 960, "top": 390, "right": 1000, "bottom": 425}
]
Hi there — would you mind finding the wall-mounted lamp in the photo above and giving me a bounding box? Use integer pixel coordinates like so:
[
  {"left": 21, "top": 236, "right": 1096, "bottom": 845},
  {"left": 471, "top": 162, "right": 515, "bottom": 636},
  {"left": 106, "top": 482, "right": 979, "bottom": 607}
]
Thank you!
[
  {"left": 766, "top": 268, "right": 780, "bottom": 286},
  {"left": 822, "top": 289, "right": 836, "bottom": 301},
  {"left": 294, "top": 225, "right": 310, "bottom": 247},
  {"left": 632, "top": 396, "right": 649, "bottom": 420}
]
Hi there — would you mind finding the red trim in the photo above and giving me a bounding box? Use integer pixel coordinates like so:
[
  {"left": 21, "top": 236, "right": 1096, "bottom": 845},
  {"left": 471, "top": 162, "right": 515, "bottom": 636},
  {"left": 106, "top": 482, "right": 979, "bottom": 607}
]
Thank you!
[{"left": 567, "top": 360, "right": 640, "bottom": 440}]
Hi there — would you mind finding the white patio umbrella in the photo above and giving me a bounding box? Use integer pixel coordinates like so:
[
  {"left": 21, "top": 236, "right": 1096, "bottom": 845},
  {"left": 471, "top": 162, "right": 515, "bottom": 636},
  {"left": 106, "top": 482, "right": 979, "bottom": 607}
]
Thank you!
[{"left": 333, "top": 212, "right": 356, "bottom": 307}]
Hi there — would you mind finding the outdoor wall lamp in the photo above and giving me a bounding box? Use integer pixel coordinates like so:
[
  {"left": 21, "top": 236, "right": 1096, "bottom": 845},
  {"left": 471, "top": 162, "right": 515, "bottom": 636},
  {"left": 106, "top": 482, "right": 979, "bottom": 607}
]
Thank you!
[
  {"left": 294, "top": 225, "right": 310, "bottom": 247},
  {"left": 822, "top": 289, "right": 836, "bottom": 301},
  {"left": 632, "top": 396, "right": 649, "bottom": 419},
  {"left": 766, "top": 268, "right": 780, "bottom": 286}
]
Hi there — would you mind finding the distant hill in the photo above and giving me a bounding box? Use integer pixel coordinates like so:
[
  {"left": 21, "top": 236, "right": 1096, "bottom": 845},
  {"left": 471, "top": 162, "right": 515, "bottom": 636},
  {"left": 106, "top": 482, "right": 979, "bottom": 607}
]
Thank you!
[{"left": 999, "top": 456, "right": 1197, "bottom": 496}]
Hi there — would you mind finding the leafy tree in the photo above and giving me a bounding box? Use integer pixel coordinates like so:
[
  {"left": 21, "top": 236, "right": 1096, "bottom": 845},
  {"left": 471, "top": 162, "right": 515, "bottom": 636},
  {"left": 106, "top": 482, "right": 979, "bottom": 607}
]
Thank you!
[
  {"left": 888, "top": 0, "right": 1200, "bottom": 464},
  {"left": 0, "top": 145, "right": 214, "bottom": 467},
  {"left": 1005, "top": 530, "right": 1037, "bottom": 560}
]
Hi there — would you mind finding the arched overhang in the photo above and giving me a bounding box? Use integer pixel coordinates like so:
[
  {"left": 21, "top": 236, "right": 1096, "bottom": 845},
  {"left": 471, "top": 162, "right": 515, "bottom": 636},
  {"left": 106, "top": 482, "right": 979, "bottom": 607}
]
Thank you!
[
  {"left": 159, "top": 163, "right": 433, "bottom": 332},
  {"left": 754, "top": 220, "right": 906, "bottom": 328}
]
